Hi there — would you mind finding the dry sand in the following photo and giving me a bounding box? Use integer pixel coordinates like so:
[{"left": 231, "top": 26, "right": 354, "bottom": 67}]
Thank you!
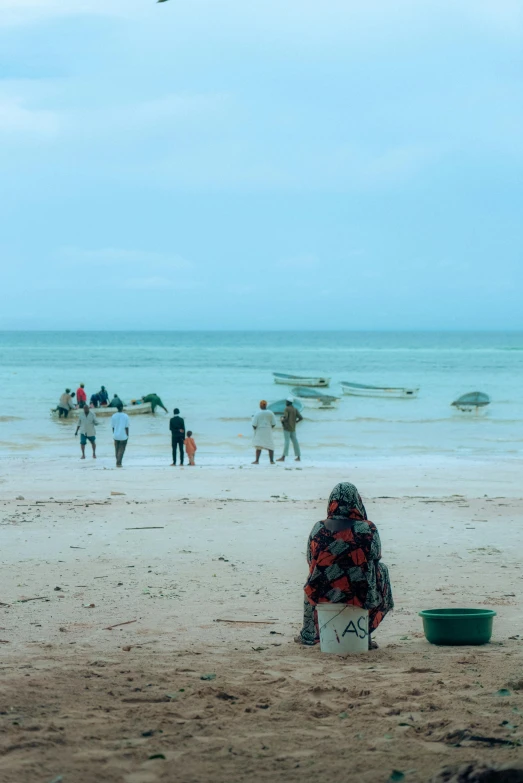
[{"left": 1, "top": 457, "right": 522, "bottom": 782}]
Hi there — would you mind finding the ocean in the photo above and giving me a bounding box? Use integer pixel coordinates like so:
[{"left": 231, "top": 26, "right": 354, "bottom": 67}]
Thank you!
[{"left": 0, "top": 331, "right": 522, "bottom": 465}]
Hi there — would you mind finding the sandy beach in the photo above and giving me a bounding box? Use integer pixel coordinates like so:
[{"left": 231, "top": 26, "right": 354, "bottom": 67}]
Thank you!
[{"left": 1, "top": 456, "right": 522, "bottom": 782}]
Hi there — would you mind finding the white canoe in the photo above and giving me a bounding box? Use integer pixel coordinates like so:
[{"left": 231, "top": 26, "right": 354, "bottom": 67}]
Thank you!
[
  {"left": 341, "top": 382, "right": 419, "bottom": 399},
  {"left": 51, "top": 402, "right": 152, "bottom": 417},
  {"left": 273, "top": 372, "right": 330, "bottom": 388}
]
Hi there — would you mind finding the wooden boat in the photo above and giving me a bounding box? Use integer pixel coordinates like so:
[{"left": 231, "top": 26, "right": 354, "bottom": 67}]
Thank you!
[
  {"left": 273, "top": 372, "right": 330, "bottom": 388},
  {"left": 291, "top": 387, "right": 340, "bottom": 408},
  {"left": 341, "top": 382, "right": 419, "bottom": 399},
  {"left": 268, "top": 399, "right": 305, "bottom": 417},
  {"left": 51, "top": 401, "right": 152, "bottom": 417},
  {"left": 451, "top": 392, "right": 490, "bottom": 413}
]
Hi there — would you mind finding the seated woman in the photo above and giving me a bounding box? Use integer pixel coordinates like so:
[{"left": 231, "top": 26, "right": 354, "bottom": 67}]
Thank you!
[{"left": 298, "top": 482, "right": 393, "bottom": 649}]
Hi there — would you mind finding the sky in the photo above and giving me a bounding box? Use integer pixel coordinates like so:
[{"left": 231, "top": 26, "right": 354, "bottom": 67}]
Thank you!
[{"left": 0, "top": 0, "right": 522, "bottom": 330}]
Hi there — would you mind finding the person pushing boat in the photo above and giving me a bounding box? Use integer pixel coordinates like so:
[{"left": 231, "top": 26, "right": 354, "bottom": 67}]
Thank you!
[{"left": 142, "top": 393, "right": 168, "bottom": 414}]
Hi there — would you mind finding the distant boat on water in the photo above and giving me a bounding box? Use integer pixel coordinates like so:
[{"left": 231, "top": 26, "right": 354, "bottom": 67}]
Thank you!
[
  {"left": 341, "top": 382, "right": 419, "bottom": 399},
  {"left": 268, "top": 399, "right": 305, "bottom": 417},
  {"left": 273, "top": 372, "right": 330, "bottom": 388},
  {"left": 451, "top": 391, "right": 490, "bottom": 413},
  {"left": 291, "top": 386, "right": 340, "bottom": 408}
]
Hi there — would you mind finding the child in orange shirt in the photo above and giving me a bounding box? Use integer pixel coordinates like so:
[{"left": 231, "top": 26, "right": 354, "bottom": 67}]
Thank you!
[{"left": 184, "top": 431, "right": 197, "bottom": 465}]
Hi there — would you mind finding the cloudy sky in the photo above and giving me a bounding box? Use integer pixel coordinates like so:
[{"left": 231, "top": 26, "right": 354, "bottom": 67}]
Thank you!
[{"left": 1, "top": 0, "right": 522, "bottom": 329}]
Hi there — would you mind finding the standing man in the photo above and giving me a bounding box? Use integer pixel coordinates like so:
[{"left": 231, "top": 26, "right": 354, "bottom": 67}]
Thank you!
[
  {"left": 276, "top": 397, "right": 303, "bottom": 462},
  {"left": 111, "top": 403, "right": 129, "bottom": 468},
  {"left": 57, "top": 388, "right": 76, "bottom": 418},
  {"left": 76, "top": 383, "right": 87, "bottom": 408},
  {"left": 169, "top": 408, "right": 186, "bottom": 466},
  {"left": 251, "top": 400, "right": 277, "bottom": 464},
  {"left": 98, "top": 386, "right": 110, "bottom": 406},
  {"left": 75, "top": 404, "right": 98, "bottom": 459}
]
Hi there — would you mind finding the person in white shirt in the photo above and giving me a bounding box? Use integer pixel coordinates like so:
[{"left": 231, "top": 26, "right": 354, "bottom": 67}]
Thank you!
[
  {"left": 111, "top": 404, "right": 130, "bottom": 468},
  {"left": 75, "top": 405, "right": 98, "bottom": 459}
]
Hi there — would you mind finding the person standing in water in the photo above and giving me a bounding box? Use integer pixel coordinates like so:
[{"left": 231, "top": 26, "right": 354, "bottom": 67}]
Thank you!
[
  {"left": 251, "top": 400, "right": 277, "bottom": 464},
  {"left": 170, "top": 408, "right": 186, "bottom": 465},
  {"left": 76, "top": 383, "right": 87, "bottom": 408},
  {"left": 98, "top": 386, "right": 109, "bottom": 406},
  {"left": 57, "top": 389, "right": 76, "bottom": 418},
  {"left": 276, "top": 397, "right": 303, "bottom": 462},
  {"left": 75, "top": 404, "right": 98, "bottom": 459},
  {"left": 111, "top": 403, "right": 129, "bottom": 468}
]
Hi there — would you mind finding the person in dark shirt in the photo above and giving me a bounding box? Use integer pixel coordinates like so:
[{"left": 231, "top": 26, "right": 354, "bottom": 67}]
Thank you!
[
  {"left": 169, "top": 408, "right": 186, "bottom": 466},
  {"left": 110, "top": 394, "right": 124, "bottom": 408},
  {"left": 90, "top": 392, "right": 100, "bottom": 408},
  {"left": 98, "top": 386, "right": 109, "bottom": 406}
]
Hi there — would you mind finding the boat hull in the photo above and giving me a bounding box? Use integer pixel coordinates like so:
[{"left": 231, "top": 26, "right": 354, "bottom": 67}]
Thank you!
[
  {"left": 274, "top": 374, "right": 330, "bottom": 388},
  {"left": 51, "top": 402, "right": 153, "bottom": 417},
  {"left": 341, "top": 384, "right": 418, "bottom": 399},
  {"left": 268, "top": 399, "right": 305, "bottom": 417}
]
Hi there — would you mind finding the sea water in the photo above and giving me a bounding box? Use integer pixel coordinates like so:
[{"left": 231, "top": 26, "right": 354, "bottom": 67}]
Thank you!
[{"left": 0, "top": 331, "right": 522, "bottom": 465}]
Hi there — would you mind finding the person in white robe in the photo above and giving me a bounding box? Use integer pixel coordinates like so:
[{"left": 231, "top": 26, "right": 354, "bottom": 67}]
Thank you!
[{"left": 251, "top": 400, "right": 277, "bottom": 464}]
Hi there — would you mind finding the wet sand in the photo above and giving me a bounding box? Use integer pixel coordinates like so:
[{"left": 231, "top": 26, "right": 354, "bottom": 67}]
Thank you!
[{"left": 1, "top": 458, "right": 522, "bottom": 781}]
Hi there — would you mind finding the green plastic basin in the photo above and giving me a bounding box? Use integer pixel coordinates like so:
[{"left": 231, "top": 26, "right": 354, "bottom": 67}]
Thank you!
[{"left": 419, "top": 608, "right": 496, "bottom": 646}]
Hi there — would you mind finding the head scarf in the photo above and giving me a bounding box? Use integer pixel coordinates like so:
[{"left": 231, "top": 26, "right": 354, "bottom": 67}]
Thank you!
[
  {"left": 326, "top": 482, "right": 367, "bottom": 521},
  {"left": 260, "top": 400, "right": 267, "bottom": 409}
]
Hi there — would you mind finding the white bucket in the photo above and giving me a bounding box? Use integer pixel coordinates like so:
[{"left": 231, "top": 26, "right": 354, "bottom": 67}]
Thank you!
[{"left": 316, "top": 603, "right": 369, "bottom": 654}]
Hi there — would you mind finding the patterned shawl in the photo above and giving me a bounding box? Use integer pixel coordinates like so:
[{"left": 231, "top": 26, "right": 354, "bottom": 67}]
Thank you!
[{"left": 326, "top": 482, "right": 367, "bottom": 521}]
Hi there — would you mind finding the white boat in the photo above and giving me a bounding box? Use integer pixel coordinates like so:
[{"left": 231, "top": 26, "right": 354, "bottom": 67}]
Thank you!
[
  {"left": 273, "top": 372, "right": 330, "bottom": 388},
  {"left": 341, "top": 382, "right": 419, "bottom": 399},
  {"left": 291, "top": 387, "right": 340, "bottom": 409},
  {"left": 51, "top": 402, "right": 152, "bottom": 418}
]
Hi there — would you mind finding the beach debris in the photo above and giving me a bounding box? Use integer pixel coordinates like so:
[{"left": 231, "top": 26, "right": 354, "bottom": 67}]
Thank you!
[
  {"left": 217, "top": 692, "right": 237, "bottom": 701},
  {"left": 125, "top": 526, "right": 165, "bottom": 530},
  {"left": 388, "top": 773, "right": 405, "bottom": 783},
  {"left": 15, "top": 496, "right": 24, "bottom": 500},
  {"left": 104, "top": 619, "right": 137, "bottom": 630},
  {"left": 122, "top": 646, "right": 133, "bottom": 652},
  {"left": 0, "top": 601, "right": 11, "bottom": 607},
  {"left": 0, "top": 640, "right": 10, "bottom": 644},
  {"left": 111, "top": 491, "right": 126, "bottom": 495},
  {"left": 215, "top": 619, "right": 276, "bottom": 625},
  {"left": 70, "top": 546, "right": 85, "bottom": 549},
  {"left": 83, "top": 603, "right": 95, "bottom": 608},
  {"left": 148, "top": 754, "right": 166, "bottom": 760},
  {"left": 18, "top": 596, "right": 49, "bottom": 603},
  {"left": 200, "top": 673, "right": 217, "bottom": 681},
  {"left": 496, "top": 688, "right": 511, "bottom": 697},
  {"left": 270, "top": 631, "right": 283, "bottom": 635},
  {"left": 54, "top": 586, "right": 62, "bottom": 591}
]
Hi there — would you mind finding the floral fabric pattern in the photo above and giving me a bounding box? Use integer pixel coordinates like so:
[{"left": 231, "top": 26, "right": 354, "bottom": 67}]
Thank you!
[{"left": 299, "top": 482, "right": 394, "bottom": 645}]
